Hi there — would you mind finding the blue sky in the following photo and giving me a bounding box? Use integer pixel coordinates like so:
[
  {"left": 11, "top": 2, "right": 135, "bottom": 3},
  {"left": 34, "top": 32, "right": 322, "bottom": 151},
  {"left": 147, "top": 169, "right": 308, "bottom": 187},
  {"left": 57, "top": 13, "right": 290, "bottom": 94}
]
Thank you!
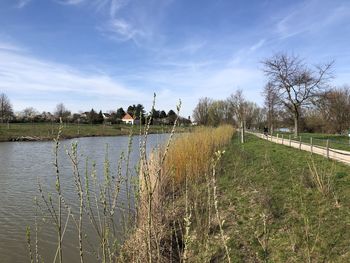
[{"left": 0, "top": 0, "right": 350, "bottom": 117}]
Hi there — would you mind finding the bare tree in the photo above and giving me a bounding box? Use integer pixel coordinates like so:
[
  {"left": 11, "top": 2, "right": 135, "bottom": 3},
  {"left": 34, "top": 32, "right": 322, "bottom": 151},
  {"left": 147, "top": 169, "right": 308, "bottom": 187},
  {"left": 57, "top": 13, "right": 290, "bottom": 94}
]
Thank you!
[
  {"left": 22, "top": 107, "right": 39, "bottom": 121},
  {"left": 192, "top": 97, "right": 212, "bottom": 125},
  {"left": 54, "top": 103, "right": 71, "bottom": 122},
  {"left": 0, "top": 93, "right": 13, "bottom": 123},
  {"left": 262, "top": 53, "right": 333, "bottom": 136},
  {"left": 315, "top": 86, "right": 350, "bottom": 133},
  {"left": 208, "top": 100, "right": 228, "bottom": 126},
  {"left": 228, "top": 89, "right": 248, "bottom": 143},
  {"left": 263, "top": 81, "right": 279, "bottom": 134}
]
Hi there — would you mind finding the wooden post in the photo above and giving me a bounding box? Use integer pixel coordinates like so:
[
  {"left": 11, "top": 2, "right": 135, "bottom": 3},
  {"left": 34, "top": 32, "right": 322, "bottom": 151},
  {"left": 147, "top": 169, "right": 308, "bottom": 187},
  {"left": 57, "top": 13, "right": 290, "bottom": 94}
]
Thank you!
[
  {"left": 240, "top": 120, "right": 244, "bottom": 144},
  {"left": 299, "top": 136, "right": 302, "bottom": 150},
  {"left": 310, "top": 137, "right": 313, "bottom": 154},
  {"left": 277, "top": 133, "right": 279, "bottom": 143},
  {"left": 289, "top": 135, "right": 291, "bottom": 147},
  {"left": 326, "top": 139, "right": 329, "bottom": 159},
  {"left": 282, "top": 134, "right": 284, "bottom": 145}
]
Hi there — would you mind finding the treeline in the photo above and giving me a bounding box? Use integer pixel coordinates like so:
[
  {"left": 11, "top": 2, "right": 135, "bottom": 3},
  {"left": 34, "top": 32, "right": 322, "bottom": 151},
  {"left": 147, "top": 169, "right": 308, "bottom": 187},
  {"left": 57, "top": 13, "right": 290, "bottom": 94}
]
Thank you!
[
  {"left": 193, "top": 53, "right": 350, "bottom": 135},
  {"left": 0, "top": 95, "right": 190, "bottom": 125}
]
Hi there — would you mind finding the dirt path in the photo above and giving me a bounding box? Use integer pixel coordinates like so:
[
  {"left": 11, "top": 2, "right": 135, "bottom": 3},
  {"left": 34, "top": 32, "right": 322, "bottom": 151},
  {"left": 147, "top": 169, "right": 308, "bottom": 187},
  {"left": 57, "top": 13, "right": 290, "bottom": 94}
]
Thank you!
[{"left": 249, "top": 132, "right": 350, "bottom": 165}]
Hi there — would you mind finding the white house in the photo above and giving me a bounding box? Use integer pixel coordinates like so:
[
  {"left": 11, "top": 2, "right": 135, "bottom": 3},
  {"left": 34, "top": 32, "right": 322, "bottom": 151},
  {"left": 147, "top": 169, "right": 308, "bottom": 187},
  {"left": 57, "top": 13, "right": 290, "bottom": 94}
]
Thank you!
[{"left": 122, "top": 113, "right": 134, "bottom": 125}]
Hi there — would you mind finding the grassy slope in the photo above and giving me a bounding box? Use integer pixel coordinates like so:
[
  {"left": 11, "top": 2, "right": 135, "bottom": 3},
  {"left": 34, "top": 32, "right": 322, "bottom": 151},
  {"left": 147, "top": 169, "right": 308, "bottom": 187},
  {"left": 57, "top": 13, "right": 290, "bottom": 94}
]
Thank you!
[
  {"left": 0, "top": 123, "right": 191, "bottom": 141},
  {"left": 218, "top": 134, "right": 350, "bottom": 262}
]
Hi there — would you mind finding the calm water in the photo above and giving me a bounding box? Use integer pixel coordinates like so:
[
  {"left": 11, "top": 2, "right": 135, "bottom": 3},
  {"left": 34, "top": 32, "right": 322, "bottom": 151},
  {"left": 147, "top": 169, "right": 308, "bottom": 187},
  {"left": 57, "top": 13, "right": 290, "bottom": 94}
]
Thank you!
[{"left": 0, "top": 134, "right": 168, "bottom": 263}]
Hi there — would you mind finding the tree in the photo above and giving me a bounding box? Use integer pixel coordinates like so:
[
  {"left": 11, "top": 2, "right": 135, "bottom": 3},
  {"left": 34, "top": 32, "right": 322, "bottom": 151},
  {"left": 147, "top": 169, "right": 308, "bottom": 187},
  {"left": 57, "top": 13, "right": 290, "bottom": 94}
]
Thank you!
[
  {"left": 315, "top": 86, "right": 350, "bottom": 133},
  {"left": 192, "top": 97, "right": 212, "bottom": 125},
  {"left": 87, "top": 108, "right": 98, "bottom": 124},
  {"left": 0, "top": 93, "right": 13, "bottom": 123},
  {"left": 159, "top": 110, "right": 167, "bottom": 119},
  {"left": 263, "top": 82, "right": 279, "bottom": 134},
  {"left": 167, "top": 109, "right": 177, "bottom": 125},
  {"left": 228, "top": 90, "right": 248, "bottom": 143},
  {"left": 262, "top": 53, "right": 333, "bottom": 136},
  {"left": 97, "top": 110, "right": 104, "bottom": 124},
  {"left": 208, "top": 100, "right": 227, "bottom": 126},
  {"left": 21, "top": 107, "right": 38, "bottom": 122},
  {"left": 116, "top": 107, "right": 125, "bottom": 119},
  {"left": 54, "top": 103, "right": 71, "bottom": 122}
]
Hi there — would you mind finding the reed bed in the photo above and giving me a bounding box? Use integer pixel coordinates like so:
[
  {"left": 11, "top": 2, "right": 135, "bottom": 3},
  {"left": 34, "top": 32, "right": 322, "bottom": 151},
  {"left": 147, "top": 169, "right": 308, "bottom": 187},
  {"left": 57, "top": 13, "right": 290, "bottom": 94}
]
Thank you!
[
  {"left": 27, "top": 97, "right": 234, "bottom": 262},
  {"left": 164, "top": 125, "right": 234, "bottom": 183}
]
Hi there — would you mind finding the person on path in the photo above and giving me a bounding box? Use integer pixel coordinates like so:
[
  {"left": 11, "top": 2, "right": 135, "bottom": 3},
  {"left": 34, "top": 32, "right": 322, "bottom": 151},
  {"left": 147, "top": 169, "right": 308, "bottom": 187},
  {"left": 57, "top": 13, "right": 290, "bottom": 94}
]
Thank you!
[{"left": 263, "top": 126, "right": 268, "bottom": 137}]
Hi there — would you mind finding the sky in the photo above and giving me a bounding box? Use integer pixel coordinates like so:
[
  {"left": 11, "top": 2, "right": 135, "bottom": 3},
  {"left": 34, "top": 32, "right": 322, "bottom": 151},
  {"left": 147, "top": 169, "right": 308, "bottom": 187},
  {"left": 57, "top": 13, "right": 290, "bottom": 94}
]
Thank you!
[{"left": 0, "top": 0, "right": 350, "bottom": 117}]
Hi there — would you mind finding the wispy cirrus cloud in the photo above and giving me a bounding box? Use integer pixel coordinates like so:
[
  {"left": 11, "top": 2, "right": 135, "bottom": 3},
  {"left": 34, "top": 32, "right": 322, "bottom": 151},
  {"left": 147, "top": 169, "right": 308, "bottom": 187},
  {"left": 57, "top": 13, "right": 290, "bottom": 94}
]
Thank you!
[
  {"left": 275, "top": 0, "right": 350, "bottom": 39},
  {"left": 16, "top": 0, "right": 32, "bottom": 8},
  {"left": 55, "top": 0, "right": 85, "bottom": 5}
]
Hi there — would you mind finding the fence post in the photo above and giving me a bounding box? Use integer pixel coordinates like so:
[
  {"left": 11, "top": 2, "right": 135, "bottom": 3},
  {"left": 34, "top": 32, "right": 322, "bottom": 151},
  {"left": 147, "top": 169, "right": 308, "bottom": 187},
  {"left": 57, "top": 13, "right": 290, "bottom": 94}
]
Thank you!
[
  {"left": 277, "top": 133, "right": 279, "bottom": 143},
  {"left": 299, "top": 136, "right": 302, "bottom": 150},
  {"left": 282, "top": 134, "right": 284, "bottom": 145},
  {"left": 289, "top": 135, "right": 291, "bottom": 147},
  {"left": 310, "top": 137, "right": 313, "bottom": 154},
  {"left": 326, "top": 139, "right": 329, "bottom": 159}
]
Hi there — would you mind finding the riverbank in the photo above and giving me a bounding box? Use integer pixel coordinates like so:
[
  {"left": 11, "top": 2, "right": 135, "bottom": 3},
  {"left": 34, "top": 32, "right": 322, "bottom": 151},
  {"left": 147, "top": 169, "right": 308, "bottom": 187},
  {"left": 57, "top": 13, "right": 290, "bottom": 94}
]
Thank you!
[
  {"left": 121, "top": 131, "right": 350, "bottom": 262},
  {"left": 0, "top": 123, "right": 192, "bottom": 142},
  {"left": 214, "top": 134, "right": 350, "bottom": 261}
]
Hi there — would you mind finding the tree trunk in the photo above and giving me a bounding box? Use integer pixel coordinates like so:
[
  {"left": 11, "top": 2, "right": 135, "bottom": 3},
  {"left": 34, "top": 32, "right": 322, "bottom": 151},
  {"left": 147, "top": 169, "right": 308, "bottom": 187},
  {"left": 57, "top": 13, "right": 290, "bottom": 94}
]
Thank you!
[{"left": 294, "top": 115, "right": 298, "bottom": 137}]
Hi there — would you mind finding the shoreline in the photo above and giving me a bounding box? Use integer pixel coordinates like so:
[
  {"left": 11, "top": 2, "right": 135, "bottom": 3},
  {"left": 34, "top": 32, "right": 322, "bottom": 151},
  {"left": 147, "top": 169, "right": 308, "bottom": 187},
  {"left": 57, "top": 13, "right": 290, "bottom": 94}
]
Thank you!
[{"left": 0, "top": 126, "right": 191, "bottom": 143}]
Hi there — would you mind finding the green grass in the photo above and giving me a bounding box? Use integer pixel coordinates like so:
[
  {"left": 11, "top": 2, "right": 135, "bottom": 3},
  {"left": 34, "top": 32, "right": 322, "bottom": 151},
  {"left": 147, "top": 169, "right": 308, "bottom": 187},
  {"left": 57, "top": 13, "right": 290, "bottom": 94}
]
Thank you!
[
  {"left": 0, "top": 123, "right": 192, "bottom": 141},
  {"left": 216, "top": 134, "right": 350, "bottom": 262},
  {"left": 273, "top": 132, "right": 350, "bottom": 152}
]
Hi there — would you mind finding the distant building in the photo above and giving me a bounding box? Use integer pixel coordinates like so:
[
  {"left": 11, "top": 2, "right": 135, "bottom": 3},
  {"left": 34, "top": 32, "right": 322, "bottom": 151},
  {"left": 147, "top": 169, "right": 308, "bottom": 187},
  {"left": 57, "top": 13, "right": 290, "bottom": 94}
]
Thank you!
[{"left": 122, "top": 113, "right": 134, "bottom": 125}]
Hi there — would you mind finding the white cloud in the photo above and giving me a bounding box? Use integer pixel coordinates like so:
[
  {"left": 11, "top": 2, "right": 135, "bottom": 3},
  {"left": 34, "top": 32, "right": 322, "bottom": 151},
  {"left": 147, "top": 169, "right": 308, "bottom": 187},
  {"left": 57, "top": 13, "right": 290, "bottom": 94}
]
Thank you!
[
  {"left": 101, "top": 18, "right": 144, "bottom": 42},
  {"left": 16, "top": 0, "right": 31, "bottom": 8},
  {"left": 275, "top": 0, "right": 350, "bottom": 40},
  {"left": 56, "top": 0, "right": 85, "bottom": 5},
  {"left": 0, "top": 44, "right": 148, "bottom": 112},
  {"left": 250, "top": 39, "right": 265, "bottom": 52}
]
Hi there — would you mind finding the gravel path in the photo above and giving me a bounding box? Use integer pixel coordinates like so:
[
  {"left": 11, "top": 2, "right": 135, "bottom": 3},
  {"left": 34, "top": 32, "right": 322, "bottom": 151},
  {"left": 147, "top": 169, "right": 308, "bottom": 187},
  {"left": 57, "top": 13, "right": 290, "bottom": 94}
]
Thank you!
[{"left": 249, "top": 132, "right": 350, "bottom": 165}]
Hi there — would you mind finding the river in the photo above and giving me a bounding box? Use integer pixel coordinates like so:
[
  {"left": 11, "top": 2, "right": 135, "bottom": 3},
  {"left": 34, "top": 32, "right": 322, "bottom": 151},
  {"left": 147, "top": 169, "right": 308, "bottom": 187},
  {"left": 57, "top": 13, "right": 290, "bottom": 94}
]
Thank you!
[{"left": 0, "top": 134, "right": 168, "bottom": 262}]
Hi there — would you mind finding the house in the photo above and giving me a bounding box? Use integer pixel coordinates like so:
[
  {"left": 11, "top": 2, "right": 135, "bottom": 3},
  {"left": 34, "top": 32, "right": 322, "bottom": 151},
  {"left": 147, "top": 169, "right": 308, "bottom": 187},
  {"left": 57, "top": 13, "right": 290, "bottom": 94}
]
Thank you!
[
  {"left": 122, "top": 113, "right": 135, "bottom": 125},
  {"left": 102, "top": 113, "right": 111, "bottom": 120}
]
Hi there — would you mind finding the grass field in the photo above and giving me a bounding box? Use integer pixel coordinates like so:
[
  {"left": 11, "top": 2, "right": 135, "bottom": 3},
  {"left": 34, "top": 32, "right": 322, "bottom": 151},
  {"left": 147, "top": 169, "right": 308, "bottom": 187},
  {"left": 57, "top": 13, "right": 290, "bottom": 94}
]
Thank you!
[
  {"left": 0, "top": 123, "right": 191, "bottom": 142},
  {"left": 272, "top": 132, "right": 350, "bottom": 152},
  {"left": 215, "top": 133, "right": 350, "bottom": 262}
]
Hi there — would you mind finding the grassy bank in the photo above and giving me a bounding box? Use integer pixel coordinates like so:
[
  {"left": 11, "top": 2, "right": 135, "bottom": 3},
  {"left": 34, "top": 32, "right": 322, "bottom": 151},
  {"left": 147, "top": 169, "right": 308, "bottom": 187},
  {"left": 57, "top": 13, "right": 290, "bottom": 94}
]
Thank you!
[
  {"left": 215, "top": 134, "right": 350, "bottom": 262},
  {"left": 0, "top": 123, "right": 191, "bottom": 142}
]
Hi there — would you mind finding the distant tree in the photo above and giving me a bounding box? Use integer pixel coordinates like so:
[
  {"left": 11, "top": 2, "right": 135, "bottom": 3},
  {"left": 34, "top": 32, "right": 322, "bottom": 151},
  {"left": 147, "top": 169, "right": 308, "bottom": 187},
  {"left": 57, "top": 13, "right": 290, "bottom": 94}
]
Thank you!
[
  {"left": 316, "top": 86, "right": 350, "bottom": 133},
  {"left": 88, "top": 108, "right": 98, "bottom": 124},
  {"left": 127, "top": 104, "right": 145, "bottom": 122},
  {"left": 97, "top": 110, "right": 104, "bottom": 124},
  {"left": 151, "top": 109, "right": 160, "bottom": 119},
  {"left": 54, "top": 103, "right": 71, "bottom": 122},
  {"left": 168, "top": 109, "right": 177, "bottom": 125},
  {"left": 192, "top": 97, "right": 212, "bottom": 125},
  {"left": 127, "top": 105, "right": 136, "bottom": 116},
  {"left": 0, "top": 93, "right": 13, "bottom": 123},
  {"left": 22, "top": 107, "right": 38, "bottom": 122},
  {"left": 135, "top": 104, "right": 145, "bottom": 121},
  {"left": 208, "top": 100, "right": 227, "bottom": 126},
  {"left": 116, "top": 107, "right": 126, "bottom": 119},
  {"left": 159, "top": 110, "right": 167, "bottom": 119},
  {"left": 262, "top": 53, "right": 333, "bottom": 136},
  {"left": 227, "top": 90, "right": 248, "bottom": 143},
  {"left": 263, "top": 81, "right": 279, "bottom": 134}
]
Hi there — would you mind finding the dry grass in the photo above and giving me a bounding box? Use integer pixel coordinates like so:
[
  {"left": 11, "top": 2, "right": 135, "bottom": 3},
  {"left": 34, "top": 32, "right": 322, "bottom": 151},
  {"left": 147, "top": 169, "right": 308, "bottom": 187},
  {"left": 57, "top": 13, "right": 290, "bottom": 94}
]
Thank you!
[{"left": 164, "top": 125, "right": 234, "bottom": 184}]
